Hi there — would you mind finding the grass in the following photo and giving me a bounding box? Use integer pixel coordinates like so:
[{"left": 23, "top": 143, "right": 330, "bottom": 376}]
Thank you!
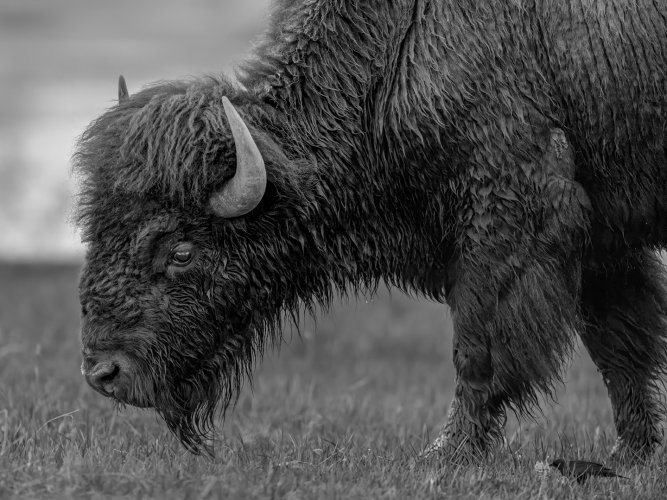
[{"left": 0, "top": 262, "right": 666, "bottom": 499}]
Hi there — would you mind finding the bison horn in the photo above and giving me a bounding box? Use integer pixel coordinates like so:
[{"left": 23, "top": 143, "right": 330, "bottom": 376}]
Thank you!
[
  {"left": 208, "top": 97, "right": 267, "bottom": 218},
  {"left": 118, "top": 75, "right": 129, "bottom": 102}
]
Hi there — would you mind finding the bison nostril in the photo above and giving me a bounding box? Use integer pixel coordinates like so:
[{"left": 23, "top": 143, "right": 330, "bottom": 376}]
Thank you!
[
  {"left": 100, "top": 364, "right": 120, "bottom": 383},
  {"left": 89, "top": 361, "right": 117, "bottom": 379},
  {"left": 85, "top": 361, "right": 121, "bottom": 396}
]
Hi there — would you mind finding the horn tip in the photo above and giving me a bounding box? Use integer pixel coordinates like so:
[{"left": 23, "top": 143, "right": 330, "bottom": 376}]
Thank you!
[{"left": 118, "top": 75, "right": 129, "bottom": 102}]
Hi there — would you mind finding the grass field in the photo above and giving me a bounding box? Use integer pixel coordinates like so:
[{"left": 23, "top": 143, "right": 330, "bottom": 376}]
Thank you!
[{"left": 1, "top": 262, "right": 665, "bottom": 499}]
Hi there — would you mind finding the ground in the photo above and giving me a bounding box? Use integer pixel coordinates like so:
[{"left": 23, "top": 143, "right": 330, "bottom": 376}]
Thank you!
[{"left": 1, "top": 262, "right": 665, "bottom": 499}]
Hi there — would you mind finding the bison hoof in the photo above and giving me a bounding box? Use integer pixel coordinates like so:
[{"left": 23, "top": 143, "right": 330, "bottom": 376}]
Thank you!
[
  {"left": 608, "top": 437, "right": 659, "bottom": 465},
  {"left": 419, "top": 432, "right": 487, "bottom": 465}
]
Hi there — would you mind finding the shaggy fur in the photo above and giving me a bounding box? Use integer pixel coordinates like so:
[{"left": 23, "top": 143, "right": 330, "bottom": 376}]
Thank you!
[{"left": 75, "top": 0, "right": 667, "bottom": 459}]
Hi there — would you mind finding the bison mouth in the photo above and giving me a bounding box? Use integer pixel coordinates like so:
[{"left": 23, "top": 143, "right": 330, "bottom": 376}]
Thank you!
[{"left": 81, "top": 346, "right": 234, "bottom": 454}]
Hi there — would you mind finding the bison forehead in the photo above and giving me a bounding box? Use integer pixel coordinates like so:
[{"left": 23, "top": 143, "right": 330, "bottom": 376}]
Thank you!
[
  {"left": 80, "top": 247, "right": 158, "bottom": 325},
  {"left": 73, "top": 77, "right": 240, "bottom": 219},
  {"left": 79, "top": 205, "right": 221, "bottom": 326},
  {"left": 80, "top": 216, "right": 171, "bottom": 317}
]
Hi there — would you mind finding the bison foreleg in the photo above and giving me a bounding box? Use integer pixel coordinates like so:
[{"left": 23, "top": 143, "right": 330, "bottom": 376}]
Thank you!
[
  {"left": 425, "top": 248, "right": 583, "bottom": 462},
  {"left": 424, "top": 128, "right": 590, "bottom": 462},
  {"left": 581, "top": 250, "right": 667, "bottom": 463}
]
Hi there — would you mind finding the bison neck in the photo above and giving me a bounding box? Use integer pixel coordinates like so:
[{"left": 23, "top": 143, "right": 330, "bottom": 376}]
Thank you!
[{"left": 238, "top": 1, "right": 456, "bottom": 303}]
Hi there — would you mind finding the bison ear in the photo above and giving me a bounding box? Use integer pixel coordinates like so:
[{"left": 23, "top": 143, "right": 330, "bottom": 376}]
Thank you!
[
  {"left": 208, "top": 97, "right": 267, "bottom": 218},
  {"left": 118, "top": 75, "right": 129, "bottom": 102}
]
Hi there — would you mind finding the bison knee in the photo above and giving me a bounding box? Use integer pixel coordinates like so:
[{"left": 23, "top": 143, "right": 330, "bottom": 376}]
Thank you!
[{"left": 454, "top": 343, "right": 493, "bottom": 389}]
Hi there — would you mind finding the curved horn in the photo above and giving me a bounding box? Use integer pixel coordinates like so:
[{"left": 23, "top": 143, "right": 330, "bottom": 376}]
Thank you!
[
  {"left": 118, "top": 75, "right": 129, "bottom": 102},
  {"left": 209, "top": 97, "right": 267, "bottom": 218}
]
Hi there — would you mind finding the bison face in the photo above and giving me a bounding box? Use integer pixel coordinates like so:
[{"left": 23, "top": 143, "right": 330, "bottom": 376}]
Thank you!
[
  {"left": 79, "top": 207, "right": 245, "bottom": 451},
  {"left": 75, "top": 81, "right": 300, "bottom": 452}
]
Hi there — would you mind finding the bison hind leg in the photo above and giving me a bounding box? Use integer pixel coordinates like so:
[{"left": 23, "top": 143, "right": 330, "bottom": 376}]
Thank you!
[{"left": 581, "top": 250, "right": 667, "bottom": 463}]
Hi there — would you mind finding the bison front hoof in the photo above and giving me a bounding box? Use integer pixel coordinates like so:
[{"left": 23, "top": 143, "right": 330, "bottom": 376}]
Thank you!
[
  {"left": 420, "top": 432, "right": 487, "bottom": 465},
  {"left": 608, "top": 436, "right": 659, "bottom": 466}
]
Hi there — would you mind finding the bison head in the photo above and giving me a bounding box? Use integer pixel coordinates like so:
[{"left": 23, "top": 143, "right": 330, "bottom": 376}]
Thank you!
[{"left": 75, "top": 76, "right": 317, "bottom": 452}]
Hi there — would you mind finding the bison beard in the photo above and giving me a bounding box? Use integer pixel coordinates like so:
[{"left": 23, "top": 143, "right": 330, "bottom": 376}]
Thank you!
[
  {"left": 75, "top": 0, "right": 666, "bottom": 461},
  {"left": 154, "top": 356, "right": 229, "bottom": 453},
  {"left": 146, "top": 352, "right": 227, "bottom": 453},
  {"left": 155, "top": 319, "right": 282, "bottom": 453}
]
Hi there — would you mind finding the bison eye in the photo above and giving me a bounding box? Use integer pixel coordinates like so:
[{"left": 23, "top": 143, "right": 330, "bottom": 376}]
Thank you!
[{"left": 169, "top": 242, "right": 195, "bottom": 267}]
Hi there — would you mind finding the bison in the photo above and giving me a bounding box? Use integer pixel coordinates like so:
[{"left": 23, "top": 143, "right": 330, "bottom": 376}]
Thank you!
[{"left": 75, "top": 0, "right": 667, "bottom": 462}]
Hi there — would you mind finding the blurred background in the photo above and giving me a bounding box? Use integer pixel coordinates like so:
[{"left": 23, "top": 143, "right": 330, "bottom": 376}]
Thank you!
[{"left": 0, "top": 0, "right": 270, "bottom": 261}]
